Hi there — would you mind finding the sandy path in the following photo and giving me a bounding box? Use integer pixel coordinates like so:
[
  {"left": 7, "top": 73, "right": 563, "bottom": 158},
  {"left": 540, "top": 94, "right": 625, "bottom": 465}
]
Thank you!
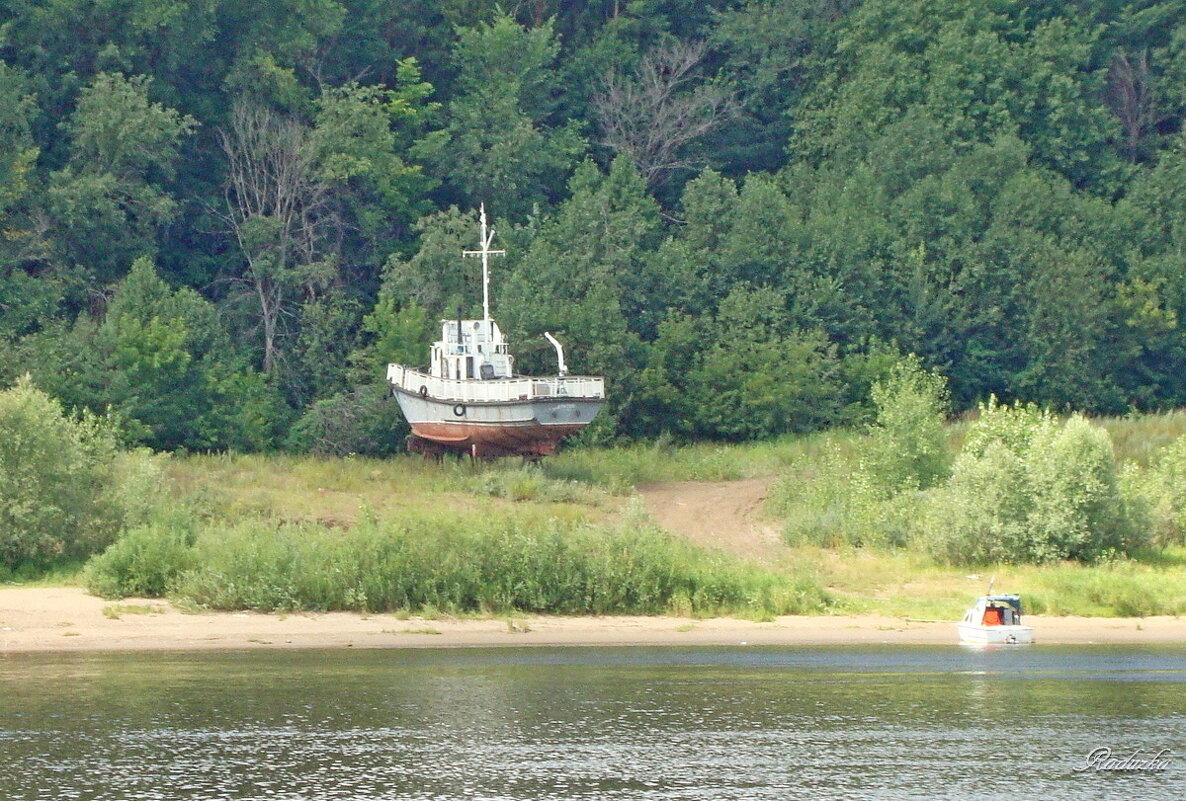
[
  {"left": 637, "top": 477, "right": 784, "bottom": 562},
  {"left": 2, "top": 587, "right": 1183, "bottom": 652}
]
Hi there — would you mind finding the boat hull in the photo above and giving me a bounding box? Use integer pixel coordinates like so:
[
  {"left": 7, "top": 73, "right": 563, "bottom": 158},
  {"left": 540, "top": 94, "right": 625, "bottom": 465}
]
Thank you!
[
  {"left": 392, "top": 387, "right": 603, "bottom": 458},
  {"left": 957, "top": 622, "right": 1033, "bottom": 645}
]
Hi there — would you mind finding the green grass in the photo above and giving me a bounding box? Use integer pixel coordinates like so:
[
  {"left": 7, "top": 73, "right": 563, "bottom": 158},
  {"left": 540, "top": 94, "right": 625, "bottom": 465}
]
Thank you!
[
  {"left": 793, "top": 545, "right": 1186, "bottom": 619},
  {"left": 102, "top": 603, "right": 164, "bottom": 619},
  {"left": 543, "top": 430, "right": 863, "bottom": 490},
  {"left": 0, "top": 560, "right": 87, "bottom": 587},
  {"left": 65, "top": 407, "right": 1186, "bottom": 619},
  {"left": 1100, "top": 409, "right": 1186, "bottom": 465},
  {"left": 86, "top": 508, "right": 832, "bottom": 618}
]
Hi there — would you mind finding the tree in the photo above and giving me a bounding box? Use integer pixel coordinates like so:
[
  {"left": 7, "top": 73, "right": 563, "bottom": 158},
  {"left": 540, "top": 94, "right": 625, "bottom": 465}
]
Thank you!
[
  {"left": 710, "top": 0, "right": 857, "bottom": 170},
  {"left": 379, "top": 206, "right": 485, "bottom": 320},
  {"left": 311, "top": 59, "right": 438, "bottom": 254},
  {"left": 417, "top": 11, "right": 584, "bottom": 219},
  {"left": 0, "top": 63, "right": 54, "bottom": 347},
  {"left": 19, "top": 258, "right": 285, "bottom": 451},
  {"left": 687, "top": 286, "right": 840, "bottom": 440},
  {"left": 500, "top": 157, "right": 659, "bottom": 432},
  {"left": 46, "top": 73, "right": 196, "bottom": 286},
  {"left": 591, "top": 38, "right": 734, "bottom": 191},
  {"left": 1108, "top": 49, "right": 1158, "bottom": 163},
  {"left": 1012, "top": 237, "right": 1126, "bottom": 413},
  {"left": 0, "top": 63, "right": 36, "bottom": 227},
  {"left": 219, "top": 101, "right": 335, "bottom": 376},
  {"left": 792, "top": 0, "right": 1120, "bottom": 191}
]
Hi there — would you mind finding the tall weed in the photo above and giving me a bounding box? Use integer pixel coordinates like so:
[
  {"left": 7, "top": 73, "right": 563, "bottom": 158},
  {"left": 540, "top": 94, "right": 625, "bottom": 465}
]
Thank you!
[{"left": 165, "top": 511, "right": 831, "bottom": 617}]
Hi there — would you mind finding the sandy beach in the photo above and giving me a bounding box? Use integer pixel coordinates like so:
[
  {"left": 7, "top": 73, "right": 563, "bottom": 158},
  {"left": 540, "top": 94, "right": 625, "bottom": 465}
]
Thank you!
[{"left": 1, "top": 586, "right": 1182, "bottom": 652}]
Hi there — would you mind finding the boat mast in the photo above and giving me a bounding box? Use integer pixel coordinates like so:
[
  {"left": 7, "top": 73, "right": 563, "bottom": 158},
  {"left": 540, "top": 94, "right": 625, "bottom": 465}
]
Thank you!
[{"left": 462, "top": 204, "right": 505, "bottom": 324}]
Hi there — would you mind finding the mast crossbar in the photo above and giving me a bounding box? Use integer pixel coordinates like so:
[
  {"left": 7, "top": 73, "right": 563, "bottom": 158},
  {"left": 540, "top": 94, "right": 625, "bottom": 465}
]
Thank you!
[{"left": 462, "top": 204, "right": 505, "bottom": 322}]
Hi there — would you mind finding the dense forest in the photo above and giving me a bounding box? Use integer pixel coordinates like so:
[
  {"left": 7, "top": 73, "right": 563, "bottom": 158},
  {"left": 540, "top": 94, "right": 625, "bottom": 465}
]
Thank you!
[{"left": 2, "top": 0, "right": 1185, "bottom": 455}]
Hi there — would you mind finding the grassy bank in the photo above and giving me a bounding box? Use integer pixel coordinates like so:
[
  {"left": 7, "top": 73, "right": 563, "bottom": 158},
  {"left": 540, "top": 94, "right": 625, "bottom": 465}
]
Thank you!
[
  {"left": 85, "top": 511, "right": 830, "bottom": 618},
  {"left": 786, "top": 545, "right": 1186, "bottom": 620},
  {"left": 66, "top": 408, "right": 1186, "bottom": 619},
  {"left": 87, "top": 457, "right": 829, "bottom": 618}
]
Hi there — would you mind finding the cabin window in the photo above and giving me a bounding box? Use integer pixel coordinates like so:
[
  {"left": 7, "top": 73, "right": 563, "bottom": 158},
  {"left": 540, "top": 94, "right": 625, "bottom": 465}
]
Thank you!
[
  {"left": 466, "top": 357, "right": 474, "bottom": 379},
  {"left": 480, "top": 363, "right": 495, "bottom": 380}
]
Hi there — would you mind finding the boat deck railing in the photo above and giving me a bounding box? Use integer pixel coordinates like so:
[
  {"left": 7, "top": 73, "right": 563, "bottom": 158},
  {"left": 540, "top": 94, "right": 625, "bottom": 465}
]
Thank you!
[{"left": 388, "top": 365, "right": 605, "bottom": 403}]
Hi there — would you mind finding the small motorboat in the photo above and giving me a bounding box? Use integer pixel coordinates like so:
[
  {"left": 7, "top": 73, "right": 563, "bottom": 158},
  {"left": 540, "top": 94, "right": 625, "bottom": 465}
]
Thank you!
[{"left": 957, "top": 594, "right": 1033, "bottom": 645}]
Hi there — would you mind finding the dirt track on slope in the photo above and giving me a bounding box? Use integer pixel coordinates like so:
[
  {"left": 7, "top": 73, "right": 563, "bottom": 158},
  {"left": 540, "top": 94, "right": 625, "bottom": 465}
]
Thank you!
[{"left": 636, "top": 477, "right": 785, "bottom": 562}]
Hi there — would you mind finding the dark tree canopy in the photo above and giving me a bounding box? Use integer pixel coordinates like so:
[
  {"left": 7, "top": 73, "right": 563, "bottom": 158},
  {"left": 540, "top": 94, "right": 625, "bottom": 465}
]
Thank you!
[{"left": 2, "top": 0, "right": 1185, "bottom": 452}]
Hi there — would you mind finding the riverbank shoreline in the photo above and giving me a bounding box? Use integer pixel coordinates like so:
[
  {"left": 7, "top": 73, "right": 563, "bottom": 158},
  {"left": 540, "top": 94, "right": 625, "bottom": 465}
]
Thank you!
[{"left": 1, "top": 587, "right": 1182, "bottom": 653}]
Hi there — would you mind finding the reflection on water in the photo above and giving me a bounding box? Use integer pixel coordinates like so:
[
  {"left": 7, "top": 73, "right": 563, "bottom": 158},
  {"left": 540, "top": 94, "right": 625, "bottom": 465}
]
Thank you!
[{"left": 1, "top": 645, "right": 1183, "bottom": 800}]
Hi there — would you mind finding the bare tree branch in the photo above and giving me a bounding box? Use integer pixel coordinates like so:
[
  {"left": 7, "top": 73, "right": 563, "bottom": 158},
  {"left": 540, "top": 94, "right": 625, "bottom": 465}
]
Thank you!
[
  {"left": 591, "top": 39, "right": 736, "bottom": 189},
  {"left": 218, "top": 101, "right": 337, "bottom": 373}
]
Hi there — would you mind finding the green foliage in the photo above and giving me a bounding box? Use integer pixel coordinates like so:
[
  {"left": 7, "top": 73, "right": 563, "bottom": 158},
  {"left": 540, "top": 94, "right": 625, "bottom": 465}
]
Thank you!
[
  {"left": 1027, "top": 562, "right": 1186, "bottom": 618},
  {"left": 685, "top": 288, "right": 841, "bottom": 440},
  {"left": 165, "top": 511, "right": 830, "bottom": 617},
  {"left": 286, "top": 384, "right": 405, "bottom": 457},
  {"left": 865, "top": 354, "right": 950, "bottom": 491},
  {"left": 1136, "top": 435, "right": 1186, "bottom": 545},
  {"left": 358, "top": 295, "right": 432, "bottom": 368},
  {"left": 794, "top": 0, "right": 1120, "bottom": 189},
  {"left": 418, "top": 11, "right": 584, "bottom": 219},
  {"left": 20, "top": 258, "right": 285, "bottom": 451},
  {"left": 921, "top": 405, "right": 1141, "bottom": 564},
  {"left": 773, "top": 443, "right": 911, "bottom": 550},
  {"left": 312, "top": 60, "right": 438, "bottom": 231},
  {"left": 0, "top": 62, "right": 36, "bottom": 221},
  {"left": 0, "top": 377, "right": 125, "bottom": 567},
  {"left": 379, "top": 206, "right": 484, "bottom": 319},
  {"left": 83, "top": 521, "right": 196, "bottom": 599},
  {"left": 47, "top": 72, "right": 196, "bottom": 284},
  {"left": 3, "top": 0, "right": 1186, "bottom": 456}
]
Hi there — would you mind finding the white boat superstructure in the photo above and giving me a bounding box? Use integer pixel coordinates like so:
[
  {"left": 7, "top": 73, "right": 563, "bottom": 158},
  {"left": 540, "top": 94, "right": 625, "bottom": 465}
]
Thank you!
[{"left": 957, "top": 594, "right": 1033, "bottom": 645}]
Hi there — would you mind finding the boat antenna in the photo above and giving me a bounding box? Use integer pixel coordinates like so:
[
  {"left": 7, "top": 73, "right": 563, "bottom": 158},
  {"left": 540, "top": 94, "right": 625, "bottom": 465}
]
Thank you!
[
  {"left": 987, "top": 575, "right": 995, "bottom": 596},
  {"left": 462, "top": 204, "right": 505, "bottom": 323}
]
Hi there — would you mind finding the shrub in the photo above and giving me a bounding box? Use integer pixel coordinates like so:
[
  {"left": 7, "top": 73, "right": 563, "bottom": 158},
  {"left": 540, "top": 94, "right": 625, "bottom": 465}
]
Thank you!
[
  {"left": 773, "top": 444, "right": 911, "bottom": 549},
  {"left": 922, "top": 442, "right": 1033, "bottom": 564},
  {"left": 919, "top": 406, "right": 1142, "bottom": 564},
  {"left": 1144, "top": 435, "right": 1186, "bottom": 544},
  {"left": 864, "top": 354, "right": 950, "bottom": 491},
  {"left": 0, "top": 377, "right": 123, "bottom": 567},
  {"left": 168, "top": 511, "right": 832, "bottom": 617},
  {"left": 84, "top": 521, "right": 196, "bottom": 598},
  {"left": 286, "top": 384, "right": 406, "bottom": 457}
]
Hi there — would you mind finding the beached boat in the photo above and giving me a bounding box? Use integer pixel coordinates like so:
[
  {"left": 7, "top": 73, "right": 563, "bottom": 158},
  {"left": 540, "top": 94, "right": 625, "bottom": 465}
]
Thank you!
[
  {"left": 957, "top": 594, "right": 1033, "bottom": 644},
  {"left": 387, "top": 206, "right": 605, "bottom": 459}
]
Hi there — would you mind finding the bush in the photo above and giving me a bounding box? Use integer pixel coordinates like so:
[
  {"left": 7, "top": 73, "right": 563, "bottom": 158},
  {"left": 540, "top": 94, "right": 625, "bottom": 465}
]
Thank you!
[
  {"left": 167, "top": 511, "right": 832, "bottom": 617},
  {"left": 84, "top": 521, "right": 196, "bottom": 598},
  {"left": 286, "top": 384, "right": 406, "bottom": 457},
  {"left": 1144, "top": 436, "right": 1186, "bottom": 545},
  {"left": 919, "top": 405, "right": 1142, "bottom": 564},
  {"left": 773, "top": 444, "right": 911, "bottom": 549},
  {"left": 864, "top": 354, "right": 950, "bottom": 491},
  {"left": 0, "top": 377, "right": 123, "bottom": 567}
]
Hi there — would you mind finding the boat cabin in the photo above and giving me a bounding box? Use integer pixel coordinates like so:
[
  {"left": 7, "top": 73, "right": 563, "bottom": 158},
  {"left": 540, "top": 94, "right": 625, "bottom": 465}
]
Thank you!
[
  {"left": 963, "top": 594, "right": 1024, "bottom": 627},
  {"left": 429, "top": 318, "right": 514, "bottom": 381}
]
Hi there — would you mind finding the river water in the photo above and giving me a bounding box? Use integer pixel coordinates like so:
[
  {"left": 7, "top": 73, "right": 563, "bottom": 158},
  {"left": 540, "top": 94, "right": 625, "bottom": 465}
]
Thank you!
[{"left": 1, "top": 645, "right": 1183, "bottom": 800}]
